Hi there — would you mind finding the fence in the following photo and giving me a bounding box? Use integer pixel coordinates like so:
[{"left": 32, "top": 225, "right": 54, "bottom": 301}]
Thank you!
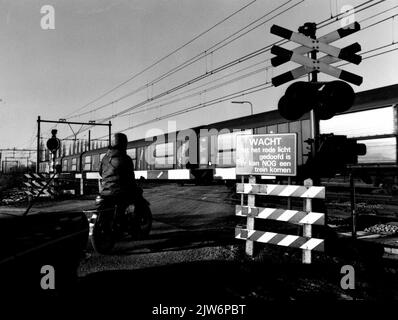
[
  {"left": 235, "top": 176, "right": 326, "bottom": 264},
  {"left": 24, "top": 173, "right": 54, "bottom": 197}
]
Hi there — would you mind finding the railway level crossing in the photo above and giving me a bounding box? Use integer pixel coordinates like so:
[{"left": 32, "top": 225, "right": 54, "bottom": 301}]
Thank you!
[{"left": 268, "top": 21, "right": 366, "bottom": 240}]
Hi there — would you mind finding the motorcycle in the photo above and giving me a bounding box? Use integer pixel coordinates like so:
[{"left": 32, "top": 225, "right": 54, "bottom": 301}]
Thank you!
[{"left": 85, "top": 187, "right": 152, "bottom": 254}]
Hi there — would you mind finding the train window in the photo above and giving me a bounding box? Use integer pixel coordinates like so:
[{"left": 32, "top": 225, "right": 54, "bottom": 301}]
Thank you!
[
  {"left": 358, "top": 137, "right": 396, "bottom": 163},
  {"left": 127, "top": 148, "right": 136, "bottom": 159},
  {"left": 71, "top": 157, "right": 77, "bottom": 171},
  {"left": 155, "top": 143, "right": 174, "bottom": 157},
  {"left": 92, "top": 154, "right": 100, "bottom": 171},
  {"left": 277, "top": 123, "right": 288, "bottom": 133},
  {"left": 176, "top": 140, "right": 189, "bottom": 169},
  {"left": 200, "top": 137, "right": 209, "bottom": 166},
  {"left": 217, "top": 150, "right": 236, "bottom": 167},
  {"left": 62, "top": 159, "right": 68, "bottom": 172},
  {"left": 136, "top": 147, "right": 145, "bottom": 170},
  {"left": 100, "top": 153, "right": 106, "bottom": 161},
  {"left": 83, "top": 155, "right": 91, "bottom": 171},
  {"left": 255, "top": 126, "right": 266, "bottom": 134},
  {"left": 320, "top": 106, "right": 394, "bottom": 137},
  {"left": 154, "top": 143, "right": 174, "bottom": 169},
  {"left": 154, "top": 156, "right": 174, "bottom": 168},
  {"left": 267, "top": 125, "right": 277, "bottom": 134},
  {"left": 145, "top": 145, "right": 154, "bottom": 170},
  {"left": 217, "top": 130, "right": 252, "bottom": 167},
  {"left": 42, "top": 162, "right": 49, "bottom": 173}
]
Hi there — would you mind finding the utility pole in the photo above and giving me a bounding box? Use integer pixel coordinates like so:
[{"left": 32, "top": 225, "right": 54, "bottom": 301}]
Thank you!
[
  {"left": 88, "top": 130, "right": 91, "bottom": 151},
  {"left": 37, "top": 116, "right": 41, "bottom": 173},
  {"left": 35, "top": 117, "right": 112, "bottom": 170},
  {"left": 108, "top": 121, "right": 112, "bottom": 147},
  {"left": 298, "top": 22, "right": 320, "bottom": 159}
]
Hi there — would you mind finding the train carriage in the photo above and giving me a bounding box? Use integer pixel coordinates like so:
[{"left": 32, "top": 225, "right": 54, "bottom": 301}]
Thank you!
[{"left": 39, "top": 83, "right": 398, "bottom": 193}]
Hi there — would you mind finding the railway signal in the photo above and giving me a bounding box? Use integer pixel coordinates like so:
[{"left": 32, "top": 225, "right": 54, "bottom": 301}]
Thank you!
[
  {"left": 278, "top": 80, "right": 355, "bottom": 120},
  {"left": 46, "top": 129, "right": 61, "bottom": 153},
  {"left": 303, "top": 134, "right": 366, "bottom": 178},
  {"left": 270, "top": 21, "right": 363, "bottom": 121}
]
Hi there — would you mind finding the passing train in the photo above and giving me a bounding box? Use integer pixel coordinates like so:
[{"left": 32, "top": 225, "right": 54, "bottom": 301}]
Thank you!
[{"left": 39, "top": 84, "right": 398, "bottom": 192}]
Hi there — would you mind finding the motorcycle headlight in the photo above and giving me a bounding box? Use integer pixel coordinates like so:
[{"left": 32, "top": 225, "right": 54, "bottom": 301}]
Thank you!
[{"left": 95, "top": 195, "right": 103, "bottom": 205}]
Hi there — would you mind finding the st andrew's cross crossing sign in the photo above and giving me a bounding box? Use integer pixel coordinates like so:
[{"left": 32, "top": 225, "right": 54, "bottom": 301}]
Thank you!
[{"left": 270, "top": 22, "right": 363, "bottom": 86}]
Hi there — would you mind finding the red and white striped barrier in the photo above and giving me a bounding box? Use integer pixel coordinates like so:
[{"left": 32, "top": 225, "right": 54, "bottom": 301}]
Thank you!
[
  {"left": 236, "top": 183, "right": 325, "bottom": 198},
  {"left": 235, "top": 178, "right": 326, "bottom": 264},
  {"left": 236, "top": 205, "right": 325, "bottom": 225},
  {"left": 24, "top": 173, "right": 53, "bottom": 197},
  {"left": 235, "top": 228, "right": 324, "bottom": 252}
]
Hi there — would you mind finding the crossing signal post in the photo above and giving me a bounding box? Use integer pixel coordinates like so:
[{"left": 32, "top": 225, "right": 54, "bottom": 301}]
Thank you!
[
  {"left": 270, "top": 22, "right": 366, "bottom": 239},
  {"left": 270, "top": 21, "right": 364, "bottom": 171}
]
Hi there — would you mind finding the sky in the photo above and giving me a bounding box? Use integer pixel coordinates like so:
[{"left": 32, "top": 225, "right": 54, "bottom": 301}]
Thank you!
[{"left": 0, "top": 0, "right": 397, "bottom": 157}]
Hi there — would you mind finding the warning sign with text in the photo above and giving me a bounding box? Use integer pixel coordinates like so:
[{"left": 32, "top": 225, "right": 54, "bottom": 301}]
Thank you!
[{"left": 236, "top": 133, "right": 297, "bottom": 176}]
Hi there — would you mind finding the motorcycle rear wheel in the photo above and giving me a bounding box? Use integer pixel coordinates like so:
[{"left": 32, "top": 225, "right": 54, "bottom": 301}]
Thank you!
[{"left": 127, "top": 204, "right": 152, "bottom": 239}]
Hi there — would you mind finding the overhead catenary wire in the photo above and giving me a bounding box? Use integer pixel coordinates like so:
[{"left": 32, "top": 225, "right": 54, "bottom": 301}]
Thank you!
[
  {"left": 65, "top": 0, "right": 387, "bottom": 122},
  {"left": 65, "top": 0, "right": 301, "bottom": 120},
  {"left": 118, "top": 59, "right": 270, "bottom": 118},
  {"left": 316, "top": 0, "right": 383, "bottom": 28},
  {"left": 118, "top": 7, "right": 398, "bottom": 120},
  {"left": 98, "top": 43, "right": 398, "bottom": 137},
  {"left": 118, "top": 65, "right": 271, "bottom": 119},
  {"left": 62, "top": 0, "right": 392, "bottom": 141},
  {"left": 120, "top": 83, "right": 273, "bottom": 132},
  {"left": 77, "top": 9, "right": 396, "bottom": 134},
  {"left": 62, "top": 0, "right": 259, "bottom": 118}
]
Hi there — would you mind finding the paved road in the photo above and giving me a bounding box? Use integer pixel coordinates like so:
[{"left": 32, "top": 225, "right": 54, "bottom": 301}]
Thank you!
[
  {"left": 2, "top": 183, "right": 398, "bottom": 306},
  {"left": 0, "top": 183, "right": 240, "bottom": 271},
  {"left": 80, "top": 183, "right": 240, "bottom": 274}
]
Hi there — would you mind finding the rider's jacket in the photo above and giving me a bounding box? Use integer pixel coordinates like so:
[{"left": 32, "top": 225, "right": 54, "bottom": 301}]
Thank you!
[{"left": 99, "top": 148, "right": 137, "bottom": 201}]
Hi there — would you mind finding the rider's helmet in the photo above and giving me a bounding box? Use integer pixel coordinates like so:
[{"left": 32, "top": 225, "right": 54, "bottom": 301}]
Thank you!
[{"left": 111, "top": 132, "right": 128, "bottom": 150}]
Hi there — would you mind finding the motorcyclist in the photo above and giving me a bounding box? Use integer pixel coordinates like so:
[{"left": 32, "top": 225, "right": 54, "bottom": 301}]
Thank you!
[{"left": 99, "top": 132, "right": 138, "bottom": 229}]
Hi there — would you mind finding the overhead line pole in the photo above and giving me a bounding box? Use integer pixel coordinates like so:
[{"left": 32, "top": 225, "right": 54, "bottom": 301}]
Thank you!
[
  {"left": 36, "top": 117, "right": 112, "bottom": 173},
  {"left": 37, "top": 116, "right": 41, "bottom": 173}
]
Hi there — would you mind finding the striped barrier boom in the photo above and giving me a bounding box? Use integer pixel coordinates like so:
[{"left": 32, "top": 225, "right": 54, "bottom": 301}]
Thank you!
[
  {"left": 235, "top": 227, "right": 324, "bottom": 252},
  {"left": 236, "top": 205, "right": 325, "bottom": 225},
  {"left": 236, "top": 183, "right": 325, "bottom": 199}
]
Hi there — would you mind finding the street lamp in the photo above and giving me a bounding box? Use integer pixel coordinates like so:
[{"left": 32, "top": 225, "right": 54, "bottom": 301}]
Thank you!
[{"left": 231, "top": 100, "right": 253, "bottom": 115}]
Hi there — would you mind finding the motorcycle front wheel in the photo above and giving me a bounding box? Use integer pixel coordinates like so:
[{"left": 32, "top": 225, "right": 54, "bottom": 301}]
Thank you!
[{"left": 91, "top": 209, "right": 116, "bottom": 254}]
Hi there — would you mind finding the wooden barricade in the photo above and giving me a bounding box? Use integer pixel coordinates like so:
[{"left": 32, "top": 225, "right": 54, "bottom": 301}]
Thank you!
[
  {"left": 24, "top": 173, "right": 54, "bottom": 197},
  {"left": 235, "top": 176, "right": 325, "bottom": 264}
]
